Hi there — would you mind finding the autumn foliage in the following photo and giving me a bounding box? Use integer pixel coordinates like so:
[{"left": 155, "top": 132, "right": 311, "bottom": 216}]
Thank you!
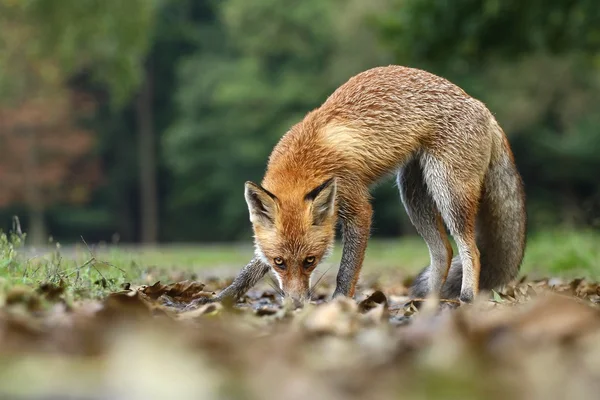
[{"left": 0, "top": 91, "right": 101, "bottom": 208}]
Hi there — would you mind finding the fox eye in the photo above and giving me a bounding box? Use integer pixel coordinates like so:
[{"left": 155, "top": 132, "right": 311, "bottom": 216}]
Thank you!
[
  {"left": 304, "top": 256, "right": 316, "bottom": 266},
  {"left": 273, "top": 257, "right": 285, "bottom": 268}
]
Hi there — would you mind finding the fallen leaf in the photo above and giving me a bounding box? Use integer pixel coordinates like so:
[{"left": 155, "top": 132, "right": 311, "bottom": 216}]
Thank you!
[
  {"left": 358, "top": 290, "right": 388, "bottom": 313},
  {"left": 141, "top": 280, "right": 209, "bottom": 303}
]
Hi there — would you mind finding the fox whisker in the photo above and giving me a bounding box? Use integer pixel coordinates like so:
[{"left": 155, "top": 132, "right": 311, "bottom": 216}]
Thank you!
[
  {"left": 266, "top": 275, "right": 285, "bottom": 297},
  {"left": 309, "top": 266, "right": 332, "bottom": 299}
]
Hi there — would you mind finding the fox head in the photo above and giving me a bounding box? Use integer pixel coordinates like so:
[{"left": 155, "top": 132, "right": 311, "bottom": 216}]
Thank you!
[{"left": 244, "top": 177, "right": 337, "bottom": 304}]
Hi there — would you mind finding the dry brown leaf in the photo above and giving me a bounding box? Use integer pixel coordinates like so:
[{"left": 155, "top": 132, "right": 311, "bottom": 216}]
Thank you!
[
  {"left": 358, "top": 290, "right": 388, "bottom": 313},
  {"left": 141, "top": 280, "right": 208, "bottom": 302},
  {"left": 2, "top": 271, "right": 600, "bottom": 399}
]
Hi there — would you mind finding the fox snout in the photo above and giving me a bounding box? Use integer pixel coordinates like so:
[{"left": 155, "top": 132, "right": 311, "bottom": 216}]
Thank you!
[{"left": 279, "top": 278, "right": 311, "bottom": 307}]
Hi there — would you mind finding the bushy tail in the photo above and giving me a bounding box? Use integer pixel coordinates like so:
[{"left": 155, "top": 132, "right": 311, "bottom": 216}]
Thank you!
[{"left": 411, "top": 125, "right": 527, "bottom": 299}]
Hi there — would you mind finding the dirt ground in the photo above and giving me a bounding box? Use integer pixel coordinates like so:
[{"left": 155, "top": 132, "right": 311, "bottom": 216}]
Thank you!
[{"left": 0, "top": 268, "right": 599, "bottom": 400}]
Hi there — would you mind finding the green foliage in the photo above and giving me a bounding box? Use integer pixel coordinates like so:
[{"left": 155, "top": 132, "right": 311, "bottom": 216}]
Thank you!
[
  {"left": 163, "top": 0, "right": 394, "bottom": 240},
  {"left": 1, "top": 0, "right": 599, "bottom": 242},
  {"left": 0, "top": 231, "right": 131, "bottom": 300},
  {"left": 32, "top": 0, "right": 159, "bottom": 104},
  {"left": 0, "top": 231, "right": 22, "bottom": 270},
  {"left": 0, "top": 0, "right": 159, "bottom": 105},
  {"left": 377, "top": 0, "right": 600, "bottom": 72},
  {"left": 376, "top": 0, "right": 600, "bottom": 229},
  {"left": 161, "top": 0, "right": 600, "bottom": 241}
]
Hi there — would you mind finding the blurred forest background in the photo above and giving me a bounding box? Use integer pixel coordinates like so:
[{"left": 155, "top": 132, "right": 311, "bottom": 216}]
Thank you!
[{"left": 0, "top": 0, "right": 598, "bottom": 246}]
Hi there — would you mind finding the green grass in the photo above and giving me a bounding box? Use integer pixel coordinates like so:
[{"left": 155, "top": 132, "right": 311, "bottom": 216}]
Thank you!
[
  {"left": 97, "top": 237, "right": 430, "bottom": 274},
  {"left": 363, "top": 230, "right": 600, "bottom": 280},
  {"left": 98, "top": 230, "right": 600, "bottom": 278},
  {"left": 0, "top": 230, "right": 598, "bottom": 302},
  {"left": 520, "top": 230, "right": 600, "bottom": 278}
]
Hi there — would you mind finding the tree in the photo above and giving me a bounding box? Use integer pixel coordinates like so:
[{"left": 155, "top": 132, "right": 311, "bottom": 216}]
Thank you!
[
  {"left": 136, "top": 63, "right": 159, "bottom": 244},
  {"left": 0, "top": 93, "right": 100, "bottom": 244},
  {"left": 164, "top": 0, "right": 402, "bottom": 241},
  {"left": 84, "top": 0, "right": 217, "bottom": 243},
  {"left": 0, "top": 0, "right": 159, "bottom": 244},
  {"left": 376, "top": 0, "right": 600, "bottom": 228}
]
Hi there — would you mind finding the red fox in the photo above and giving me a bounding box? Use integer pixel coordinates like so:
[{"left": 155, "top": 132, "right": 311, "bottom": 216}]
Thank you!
[{"left": 202, "top": 65, "right": 526, "bottom": 306}]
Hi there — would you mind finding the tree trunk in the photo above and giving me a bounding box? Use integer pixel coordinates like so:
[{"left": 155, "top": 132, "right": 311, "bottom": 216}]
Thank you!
[
  {"left": 136, "top": 62, "right": 159, "bottom": 244},
  {"left": 561, "top": 185, "right": 583, "bottom": 228},
  {"left": 28, "top": 207, "right": 47, "bottom": 247},
  {"left": 23, "top": 127, "right": 47, "bottom": 246}
]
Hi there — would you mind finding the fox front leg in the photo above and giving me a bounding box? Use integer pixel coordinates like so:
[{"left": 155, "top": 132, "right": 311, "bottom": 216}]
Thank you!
[
  {"left": 193, "top": 257, "right": 270, "bottom": 306},
  {"left": 332, "top": 198, "right": 373, "bottom": 299}
]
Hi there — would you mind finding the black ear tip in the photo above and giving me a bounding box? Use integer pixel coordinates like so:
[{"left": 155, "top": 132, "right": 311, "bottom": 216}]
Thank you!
[
  {"left": 245, "top": 182, "right": 264, "bottom": 195},
  {"left": 244, "top": 183, "right": 255, "bottom": 197},
  {"left": 305, "top": 177, "right": 336, "bottom": 201},
  {"left": 245, "top": 181, "right": 277, "bottom": 200}
]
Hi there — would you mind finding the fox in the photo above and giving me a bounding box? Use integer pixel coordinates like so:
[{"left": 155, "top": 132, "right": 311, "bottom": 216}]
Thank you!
[{"left": 199, "top": 65, "right": 526, "bottom": 306}]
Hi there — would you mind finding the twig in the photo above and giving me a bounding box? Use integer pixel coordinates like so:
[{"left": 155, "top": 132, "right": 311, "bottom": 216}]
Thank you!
[
  {"left": 406, "top": 297, "right": 461, "bottom": 304},
  {"left": 80, "top": 236, "right": 95, "bottom": 258},
  {"left": 80, "top": 235, "right": 126, "bottom": 275}
]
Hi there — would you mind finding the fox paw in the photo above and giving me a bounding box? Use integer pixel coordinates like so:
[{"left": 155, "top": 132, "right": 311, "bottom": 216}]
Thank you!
[
  {"left": 459, "top": 289, "right": 474, "bottom": 305},
  {"left": 185, "top": 296, "right": 218, "bottom": 311}
]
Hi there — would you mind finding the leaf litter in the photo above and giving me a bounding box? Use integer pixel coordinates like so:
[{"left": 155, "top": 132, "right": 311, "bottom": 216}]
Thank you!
[{"left": 1, "top": 271, "right": 600, "bottom": 399}]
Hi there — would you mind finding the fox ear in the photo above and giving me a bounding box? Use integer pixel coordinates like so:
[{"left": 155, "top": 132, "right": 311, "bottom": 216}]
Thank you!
[
  {"left": 305, "top": 177, "right": 337, "bottom": 225},
  {"left": 245, "top": 181, "right": 277, "bottom": 227}
]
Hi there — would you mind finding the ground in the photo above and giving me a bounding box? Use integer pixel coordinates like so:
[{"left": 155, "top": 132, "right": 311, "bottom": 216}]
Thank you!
[{"left": 0, "top": 230, "right": 599, "bottom": 400}]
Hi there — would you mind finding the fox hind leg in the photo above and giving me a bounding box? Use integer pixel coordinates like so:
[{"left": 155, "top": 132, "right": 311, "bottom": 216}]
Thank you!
[
  {"left": 398, "top": 159, "right": 453, "bottom": 297},
  {"left": 419, "top": 154, "right": 482, "bottom": 303}
]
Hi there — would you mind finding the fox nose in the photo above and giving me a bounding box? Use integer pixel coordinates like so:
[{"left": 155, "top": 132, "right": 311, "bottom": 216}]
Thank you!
[
  {"left": 284, "top": 293, "right": 308, "bottom": 309},
  {"left": 291, "top": 297, "right": 303, "bottom": 309}
]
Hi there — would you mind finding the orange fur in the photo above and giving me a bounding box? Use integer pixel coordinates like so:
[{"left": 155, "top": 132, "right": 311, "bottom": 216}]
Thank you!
[{"left": 244, "top": 65, "right": 525, "bottom": 303}]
